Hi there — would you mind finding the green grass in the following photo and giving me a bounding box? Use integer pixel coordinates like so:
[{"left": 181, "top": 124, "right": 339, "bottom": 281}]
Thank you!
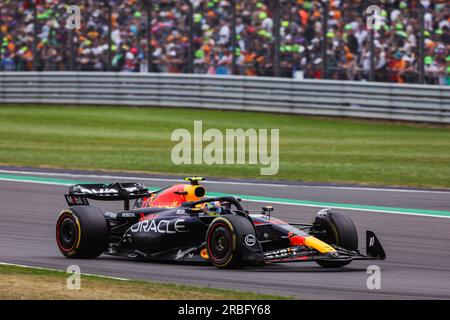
[
  {"left": 0, "top": 104, "right": 449, "bottom": 188},
  {"left": 0, "top": 264, "right": 289, "bottom": 300}
]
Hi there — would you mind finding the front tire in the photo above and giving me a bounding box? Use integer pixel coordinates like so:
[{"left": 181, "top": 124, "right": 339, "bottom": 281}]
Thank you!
[
  {"left": 56, "top": 206, "right": 109, "bottom": 258},
  {"left": 313, "top": 211, "right": 358, "bottom": 268},
  {"left": 206, "top": 215, "right": 257, "bottom": 269}
]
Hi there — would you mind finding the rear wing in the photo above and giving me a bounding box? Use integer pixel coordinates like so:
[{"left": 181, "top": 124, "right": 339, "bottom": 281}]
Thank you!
[{"left": 65, "top": 182, "right": 151, "bottom": 210}]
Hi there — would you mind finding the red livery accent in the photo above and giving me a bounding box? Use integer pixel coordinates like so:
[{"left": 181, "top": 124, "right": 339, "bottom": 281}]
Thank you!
[
  {"left": 139, "top": 213, "right": 158, "bottom": 222},
  {"left": 289, "top": 233, "right": 306, "bottom": 246}
]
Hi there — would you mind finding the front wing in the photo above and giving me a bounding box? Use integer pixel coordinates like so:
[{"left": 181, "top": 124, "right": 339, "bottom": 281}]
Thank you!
[{"left": 264, "top": 231, "right": 386, "bottom": 264}]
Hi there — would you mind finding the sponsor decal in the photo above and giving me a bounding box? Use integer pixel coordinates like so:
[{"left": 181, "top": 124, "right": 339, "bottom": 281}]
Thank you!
[
  {"left": 176, "top": 208, "right": 186, "bottom": 215},
  {"left": 131, "top": 219, "right": 188, "bottom": 234},
  {"left": 244, "top": 234, "right": 256, "bottom": 246},
  {"left": 369, "top": 236, "right": 375, "bottom": 247},
  {"left": 121, "top": 212, "right": 135, "bottom": 218},
  {"left": 68, "top": 195, "right": 87, "bottom": 205},
  {"left": 264, "top": 248, "right": 298, "bottom": 260},
  {"left": 77, "top": 186, "right": 141, "bottom": 194}
]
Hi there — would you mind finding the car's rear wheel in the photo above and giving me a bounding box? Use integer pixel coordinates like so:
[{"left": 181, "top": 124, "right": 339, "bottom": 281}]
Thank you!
[
  {"left": 56, "top": 205, "right": 109, "bottom": 258},
  {"left": 313, "top": 211, "right": 358, "bottom": 268},
  {"left": 206, "top": 215, "right": 257, "bottom": 269}
]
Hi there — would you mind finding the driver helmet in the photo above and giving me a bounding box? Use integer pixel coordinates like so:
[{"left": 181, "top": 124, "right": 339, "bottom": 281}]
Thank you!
[{"left": 202, "top": 201, "right": 222, "bottom": 215}]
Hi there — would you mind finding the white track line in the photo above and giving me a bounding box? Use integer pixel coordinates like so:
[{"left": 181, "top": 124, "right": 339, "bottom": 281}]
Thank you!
[
  {"left": 0, "top": 262, "right": 129, "bottom": 281},
  {"left": 1, "top": 174, "right": 449, "bottom": 219},
  {"left": 1, "top": 169, "right": 449, "bottom": 194},
  {"left": 241, "top": 198, "right": 450, "bottom": 219},
  {"left": 0, "top": 177, "right": 72, "bottom": 186}
]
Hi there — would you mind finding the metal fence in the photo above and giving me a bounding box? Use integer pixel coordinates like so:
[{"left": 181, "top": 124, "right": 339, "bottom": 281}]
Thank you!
[
  {"left": 1, "top": 1, "right": 446, "bottom": 85},
  {"left": 1, "top": 72, "right": 449, "bottom": 123}
]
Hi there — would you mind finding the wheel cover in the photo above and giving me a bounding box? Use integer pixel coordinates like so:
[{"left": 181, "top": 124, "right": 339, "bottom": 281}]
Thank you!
[
  {"left": 208, "top": 223, "right": 232, "bottom": 263},
  {"left": 56, "top": 213, "right": 79, "bottom": 252}
]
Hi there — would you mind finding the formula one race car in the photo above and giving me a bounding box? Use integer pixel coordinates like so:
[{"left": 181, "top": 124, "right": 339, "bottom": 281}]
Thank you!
[{"left": 56, "top": 177, "right": 386, "bottom": 268}]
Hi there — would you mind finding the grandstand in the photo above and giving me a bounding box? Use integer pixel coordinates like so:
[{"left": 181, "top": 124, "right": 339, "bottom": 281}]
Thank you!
[{"left": 0, "top": 0, "right": 448, "bottom": 85}]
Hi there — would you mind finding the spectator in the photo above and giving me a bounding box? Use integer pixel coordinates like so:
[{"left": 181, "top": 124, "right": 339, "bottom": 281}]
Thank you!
[{"left": 0, "top": 0, "right": 447, "bottom": 85}]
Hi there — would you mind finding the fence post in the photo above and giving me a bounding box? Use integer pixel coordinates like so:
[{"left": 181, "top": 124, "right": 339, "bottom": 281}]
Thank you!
[
  {"left": 105, "top": 1, "right": 113, "bottom": 71},
  {"left": 369, "top": 29, "right": 375, "bottom": 81},
  {"left": 418, "top": 1, "right": 425, "bottom": 84},
  {"left": 231, "top": 0, "right": 237, "bottom": 75},
  {"left": 0, "top": 14, "right": 3, "bottom": 71},
  {"left": 69, "top": 29, "right": 75, "bottom": 71},
  {"left": 32, "top": 2, "right": 39, "bottom": 71},
  {"left": 143, "top": 0, "right": 153, "bottom": 73},
  {"left": 273, "top": 0, "right": 281, "bottom": 77},
  {"left": 183, "top": 0, "right": 194, "bottom": 73},
  {"left": 321, "top": 0, "right": 328, "bottom": 79}
]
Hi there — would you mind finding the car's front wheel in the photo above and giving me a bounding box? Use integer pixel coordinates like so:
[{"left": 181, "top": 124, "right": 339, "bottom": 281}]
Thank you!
[
  {"left": 312, "top": 211, "right": 358, "bottom": 268},
  {"left": 206, "top": 215, "right": 259, "bottom": 269}
]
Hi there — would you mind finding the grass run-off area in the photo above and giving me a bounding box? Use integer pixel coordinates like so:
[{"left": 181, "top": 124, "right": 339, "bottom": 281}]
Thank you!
[
  {"left": 0, "top": 105, "right": 449, "bottom": 189},
  {"left": 0, "top": 264, "right": 287, "bottom": 300}
]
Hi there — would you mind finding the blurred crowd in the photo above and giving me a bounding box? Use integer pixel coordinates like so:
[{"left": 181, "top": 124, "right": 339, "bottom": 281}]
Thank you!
[{"left": 0, "top": 0, "right": 449, "bottom": 85}]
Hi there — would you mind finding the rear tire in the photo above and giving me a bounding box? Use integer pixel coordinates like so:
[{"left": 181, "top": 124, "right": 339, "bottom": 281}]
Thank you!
[
  {"left": 314, "top": 211, "right": 358, "bottom": 268},
  {"left": 56, "top": 206, "right": 109, "bottom": 258},
  {"left": 206, "top": 215, "right": 256, "bottom": 269}
]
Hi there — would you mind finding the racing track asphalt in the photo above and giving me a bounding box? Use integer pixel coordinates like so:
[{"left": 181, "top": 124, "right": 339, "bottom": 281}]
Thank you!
[{"left": 0, "top": 166, "right": 449, "bottom": 299}]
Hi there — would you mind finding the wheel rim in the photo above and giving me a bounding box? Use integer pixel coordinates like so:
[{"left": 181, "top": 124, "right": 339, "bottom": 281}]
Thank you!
[
  {"left": 56, "top": 213, "right": 79, "bottom": 252},
  {"left": 208, "top": 223, "right": 232, "bottom": 263}
]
